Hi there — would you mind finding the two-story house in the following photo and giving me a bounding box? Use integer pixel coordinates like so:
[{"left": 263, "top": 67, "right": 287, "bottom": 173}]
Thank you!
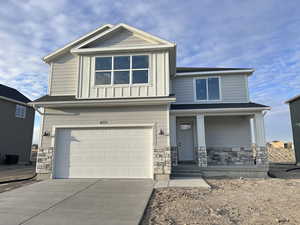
[
  {"left": 31, "top": 23, "right": 270, "bottom": 180},
  {"left": 0, "top": 84, "right": 35, "bottom": 163}
]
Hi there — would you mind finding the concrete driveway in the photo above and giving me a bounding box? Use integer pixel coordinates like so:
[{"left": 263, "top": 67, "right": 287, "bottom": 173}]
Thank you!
[{"left": 0, "top": 179, "right": 153, "bottom": 225}]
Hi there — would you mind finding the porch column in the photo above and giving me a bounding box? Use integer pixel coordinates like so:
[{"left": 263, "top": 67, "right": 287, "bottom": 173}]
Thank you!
[
  {"left": 170, "top": 115, "right": 178, "bottom": 166},
  {"left": 196, "top": 114, "right": 207, "bottom": 167},
  {"left": 253, "top": 112, "right": 268, "bottom": 165}
]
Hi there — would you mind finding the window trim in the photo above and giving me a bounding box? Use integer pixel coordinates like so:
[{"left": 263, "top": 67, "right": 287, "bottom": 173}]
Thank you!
[
  {"left": 93, "top": 54, "right": 151, "bottom": 87},
  {"left": 15, "top": 104, "right": 26, "bottom": 119},
  {"left": 193, "top": 76, "right": 222, "bottom": 102}
]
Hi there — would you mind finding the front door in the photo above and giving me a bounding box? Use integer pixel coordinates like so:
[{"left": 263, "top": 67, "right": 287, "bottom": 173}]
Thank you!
[{"left": 176, "top": 117, "right": 195, "bottom": 162}]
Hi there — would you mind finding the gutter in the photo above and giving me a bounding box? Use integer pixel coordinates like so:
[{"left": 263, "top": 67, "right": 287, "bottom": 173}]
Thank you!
[
  {"left": 175, "top": 69, "right": 255, "bottom": 77},
  {"left": 0, "top": 96, "right": 32, "bottom": 107}
]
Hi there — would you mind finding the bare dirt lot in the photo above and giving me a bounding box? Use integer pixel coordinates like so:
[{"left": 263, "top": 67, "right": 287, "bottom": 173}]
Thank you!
[{"left": 141, "top": 165, "right": 300, "bottom": 225}]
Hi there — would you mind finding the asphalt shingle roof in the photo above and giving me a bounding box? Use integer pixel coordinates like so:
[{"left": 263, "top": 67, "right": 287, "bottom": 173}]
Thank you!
[
  {"left": 0, "top": 84, "right": 31, "bottom": 103},
  {"left": 171, "top": 103, "right": 269, "bottom": 110},
  {"left": 176, "top": 67, "right": 253, "bottom": 73}
]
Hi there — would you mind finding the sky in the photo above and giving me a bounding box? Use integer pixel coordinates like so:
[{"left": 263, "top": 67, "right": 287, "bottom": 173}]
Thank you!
[{"left": 0, "top": 0, "right": 299, "bottom": 144}]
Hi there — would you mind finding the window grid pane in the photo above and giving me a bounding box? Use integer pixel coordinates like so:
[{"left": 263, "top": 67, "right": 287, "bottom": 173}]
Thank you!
[
  {"left": 95, "top": 72, "right": 111, "bottom": 85},
  {"left": 132, "top": 55, "right": 149, "bottom": 69},
  {"left": 114, "top": 71, "right": 130, "bottom": 84},
  {"left": 196, "top": 79, "right": 207, "bottom": 100},
  {"left": 95, "top": 55, "right": 149, "bottom": 85},
  {"left": 132, "top": 70, "right": 148, "bottom": 84},
  {"left": 208, "top": 78, "right": 220, "bottom": 100},
  {"left": 95, "top": 57, "right": 112, "bottom": 70},
  {"left": 114, "top": 56, "right": 130, "bottom": 69}
]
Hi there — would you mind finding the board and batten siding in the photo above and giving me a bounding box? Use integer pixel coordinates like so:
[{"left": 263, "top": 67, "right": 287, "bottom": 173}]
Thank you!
[
  {"left": 172, "top": 74, "right": 249, "bottom": 103},
  {"left": 41, "top": 105, "right": 169, "bottom": 150},
  {"left": 77, "top": 51, "right": 170, "bottom": 99},
  {"left": 50, "top": 53, "right": 78, "bottom": 96}
]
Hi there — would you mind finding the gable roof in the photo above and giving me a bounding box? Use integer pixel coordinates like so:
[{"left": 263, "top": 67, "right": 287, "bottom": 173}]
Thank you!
[
  {"left": 0, "top": 84, "right": 31, "bottom": 103},
  {"left": 43, "top": 24, "right": 113, "bottom": 63},
  {"left": 72, "top": 23, "right": 175, "bottom": 52}
]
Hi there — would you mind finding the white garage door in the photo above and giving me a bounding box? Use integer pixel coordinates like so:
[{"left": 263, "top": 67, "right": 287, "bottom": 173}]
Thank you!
[{"left": 53, "top": 127, "right": 153, "bottom": 179}]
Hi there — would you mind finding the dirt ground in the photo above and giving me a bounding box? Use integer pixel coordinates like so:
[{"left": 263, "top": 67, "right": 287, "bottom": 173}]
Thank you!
[{"left": 141, "top": 165, "right": 300, "bottom": 225}]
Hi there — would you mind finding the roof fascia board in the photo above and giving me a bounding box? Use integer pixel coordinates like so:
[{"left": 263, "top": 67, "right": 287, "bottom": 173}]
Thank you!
[
  {"left": 175, "top": 69, "right": 255, "bottom": 77},
  {"left": 285, "top": 94, "right": 300, "bottom": 104},
  {"left": 29, "top": 97, "right": 176, "bottom": 107},
  {"left": 0, "top": 96, "right": 31, "bottom": 107},
  {"left": 71, "top": 45, "right": 174, "bottom": 54},
  {"left": 43, "top": 24, "right": 113, "bottom": 62},
  {"left": 73, "top": 23, "right": 175, "bottom": 50}
]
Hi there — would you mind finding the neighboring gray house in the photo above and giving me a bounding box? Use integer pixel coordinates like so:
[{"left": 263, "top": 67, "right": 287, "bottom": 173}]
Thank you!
[
  {"left": 30, "top": 23, "right": 270, "bottom": 180},
  {"left": 0, "top": 84, "right": 35, "bottom": 163},
  {"left": 286, "top": 95, "right": 300, "bottom": 165}
]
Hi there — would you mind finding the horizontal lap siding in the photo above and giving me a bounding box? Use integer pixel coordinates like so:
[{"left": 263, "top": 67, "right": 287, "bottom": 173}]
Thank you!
[
  {"left": 172, "top": 74, "right": 248, "bottom": 103},
  {"left": 205, "top": 116, "right": 252, "bottom": 147},
  {"left": 41, "top": 105, "right": 169, "bottom": 150},
  {"left": 222, "top": 75, "right": 248, "bottom": 102},
  {"left": 51, "top": 53, "right": 77, "bottom": 95},
  {"left": 88, "top": 29, "right": 155, "bottom": 48}
]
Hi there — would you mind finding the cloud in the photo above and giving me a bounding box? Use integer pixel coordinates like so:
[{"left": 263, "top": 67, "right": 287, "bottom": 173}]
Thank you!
[{"left": 0, "top": 0, "right": 298, "bottom": 142}]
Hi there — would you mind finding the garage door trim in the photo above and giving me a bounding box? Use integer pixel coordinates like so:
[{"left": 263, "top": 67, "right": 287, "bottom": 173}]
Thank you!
[{"left": 51, "top": 123, "right": 154, "bottom": 179}]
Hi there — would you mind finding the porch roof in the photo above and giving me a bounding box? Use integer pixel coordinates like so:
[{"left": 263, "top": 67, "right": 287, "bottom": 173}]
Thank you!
[{"left": 171, "top": 102, "right": 269, "bottom": 110}]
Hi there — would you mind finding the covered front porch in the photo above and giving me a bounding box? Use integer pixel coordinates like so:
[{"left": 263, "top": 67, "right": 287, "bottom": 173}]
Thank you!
[{"left": 170, "top": 106, "right": 269, "bottom": 177}]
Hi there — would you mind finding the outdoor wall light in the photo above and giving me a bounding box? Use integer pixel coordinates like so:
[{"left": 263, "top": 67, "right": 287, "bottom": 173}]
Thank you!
[
  {"left": 159, "top": 129, "right": 165, "bottom": 135},
  {"left": 43, "top": 131, "right": 51, "bottom": 137}
]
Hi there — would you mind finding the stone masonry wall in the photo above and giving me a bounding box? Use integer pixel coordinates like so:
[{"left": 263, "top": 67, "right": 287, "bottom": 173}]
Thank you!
[
  {"left": 254, "top": 146, "right": 269, "bottom": 165},
  {"left": 207, "top": 147, "right": 254, "bottom": 166},
  {"left": 196, "top": 146, "right": 208, "bottom": 167},
  {"left": 153, "top": 147, "right": 171, "bottom": 175},
  {"left": 36, "top": 147, "right": 54, "bottom": 173}
]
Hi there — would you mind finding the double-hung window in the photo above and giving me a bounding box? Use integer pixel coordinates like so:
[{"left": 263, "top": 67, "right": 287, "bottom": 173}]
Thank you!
[
  {"left": 195, "top": 77, "right": 220, "bottom": 101},
  {"left": 15, "top": 104, "right": 26, "bottom": 118},
  {"left": 95, "top": 55, "right": 149, "bottom": 85}
]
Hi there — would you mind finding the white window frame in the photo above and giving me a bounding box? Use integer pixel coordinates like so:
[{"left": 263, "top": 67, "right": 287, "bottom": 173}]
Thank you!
[
  {"left": 15, "top": 104, "right": 26, "bottom": 119},
  {"left": 193, "top": 76, "right": 222, "bottom": 102},
  {"left": 94, "top": 54, "right": 150, "bottom": 87}
]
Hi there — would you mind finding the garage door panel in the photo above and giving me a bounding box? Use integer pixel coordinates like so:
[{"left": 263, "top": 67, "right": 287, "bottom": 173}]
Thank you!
[{"left": 54, "top": 127, "right": 152, "bottom": 178}]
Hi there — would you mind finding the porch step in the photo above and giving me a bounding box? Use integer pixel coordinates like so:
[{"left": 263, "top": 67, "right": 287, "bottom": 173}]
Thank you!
[{"left": 171, "top": 172, "right": 203, "bottom": 178}]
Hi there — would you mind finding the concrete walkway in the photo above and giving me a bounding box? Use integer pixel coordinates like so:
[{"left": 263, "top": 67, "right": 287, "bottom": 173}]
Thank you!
[
  {"left": 155, "top": 177, "right": 211, "bottom": 189},
  {"left": 0, "top": 179, "right": 153, "bottom": 225}
]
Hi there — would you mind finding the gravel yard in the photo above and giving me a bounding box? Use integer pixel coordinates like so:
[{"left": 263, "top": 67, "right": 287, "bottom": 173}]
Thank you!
[{"left": 141, "top": 167, "right": 300, "bottom": 225}]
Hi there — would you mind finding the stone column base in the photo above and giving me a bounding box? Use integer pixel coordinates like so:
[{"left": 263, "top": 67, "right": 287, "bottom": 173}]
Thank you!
[
  {"left": 36, "top": 147, "right": 54, "bottom": 174},
  {"left": 196, "top": 146, "right": 207, "bottom": 167},
  {"left": 254, "top": 146, "right": 269, "bottom": 165}
]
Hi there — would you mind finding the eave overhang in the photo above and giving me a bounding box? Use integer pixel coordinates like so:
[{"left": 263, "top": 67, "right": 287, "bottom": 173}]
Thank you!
[{"left": 30, "top": 96, "right": 176, "bottom": 108}]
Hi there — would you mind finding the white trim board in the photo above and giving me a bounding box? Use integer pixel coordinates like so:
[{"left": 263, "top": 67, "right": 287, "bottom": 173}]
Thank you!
[
  {"left": 73, "top": 23, "right": 175, "bottom": 51},
  {"left": 0, "top": 96, "right": 32, "bottom": 107},
  {"left": 43, "top": 24, "right": 113, "bottom": 62}
]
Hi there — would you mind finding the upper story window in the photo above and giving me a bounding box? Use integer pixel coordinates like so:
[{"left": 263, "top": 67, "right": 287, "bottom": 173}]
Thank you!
[
  {"left": 195, "top": 77, "right": 220, "bottom": 101},
  {"left": 15, "top": 104, "right": 26, "bottom": 119},
  {"left": 95, "top": 55, "right": 149, "bottom": 85}
]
